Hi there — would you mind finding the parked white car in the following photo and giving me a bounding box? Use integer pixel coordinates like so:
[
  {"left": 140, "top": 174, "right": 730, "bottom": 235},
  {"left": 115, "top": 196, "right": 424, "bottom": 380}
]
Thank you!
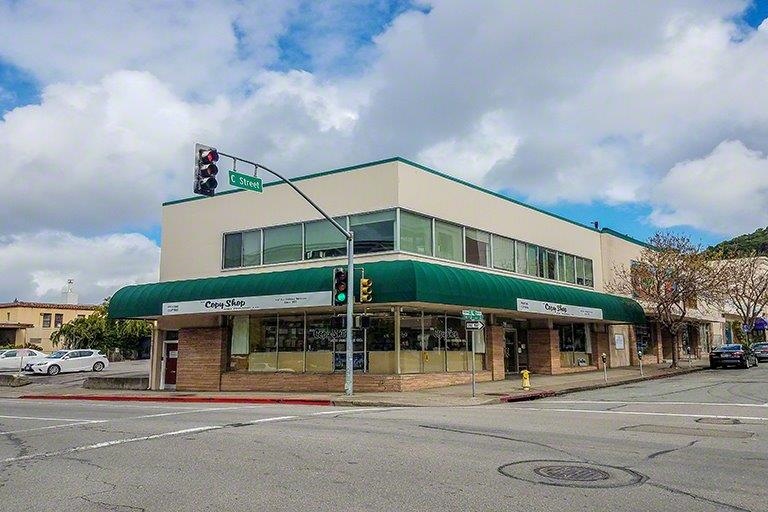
[
  {"left": 31, "top": 349, "right": 109, "bottom": 376},
  {"left": 0, "top": 349, "right": 48, "bottom": 371}
]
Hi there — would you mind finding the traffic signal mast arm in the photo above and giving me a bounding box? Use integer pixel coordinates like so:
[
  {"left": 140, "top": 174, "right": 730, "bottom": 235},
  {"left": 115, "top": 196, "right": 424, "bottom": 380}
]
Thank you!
[{"left": 208, "top": 145, "right": 355, "bottom": 396}]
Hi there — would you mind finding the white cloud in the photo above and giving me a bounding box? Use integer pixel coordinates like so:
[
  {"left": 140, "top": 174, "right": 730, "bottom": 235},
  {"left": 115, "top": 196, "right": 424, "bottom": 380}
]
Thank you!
[
  {"left": 650, "top": 140, "right": 768, "bottom": 235},
  {"left": 0, "top": 231, "right": 159, "bottom": 303},
  {"left": 417, "top": 110, "right": 519, "bottom": 182}
]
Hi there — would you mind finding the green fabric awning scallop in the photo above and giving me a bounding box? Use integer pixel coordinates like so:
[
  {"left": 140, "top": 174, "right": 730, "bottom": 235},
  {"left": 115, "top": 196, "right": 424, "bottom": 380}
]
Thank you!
[{"left": 108, "top": 260, "right": 645, "bottom": 323}]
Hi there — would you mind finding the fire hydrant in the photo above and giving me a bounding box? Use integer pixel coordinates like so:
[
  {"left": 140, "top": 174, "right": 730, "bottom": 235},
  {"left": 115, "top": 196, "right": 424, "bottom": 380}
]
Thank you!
[{"left": 520, "top": 370, "right": 531, "bottom": 391}]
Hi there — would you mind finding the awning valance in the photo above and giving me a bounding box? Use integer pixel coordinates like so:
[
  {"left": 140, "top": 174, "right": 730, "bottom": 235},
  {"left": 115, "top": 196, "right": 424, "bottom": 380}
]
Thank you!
[{"left": 109, "top": 260, "right": 645, "bottom": 323}]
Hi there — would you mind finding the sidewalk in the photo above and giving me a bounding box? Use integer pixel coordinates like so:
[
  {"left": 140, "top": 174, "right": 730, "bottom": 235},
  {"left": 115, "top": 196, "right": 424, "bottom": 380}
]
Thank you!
[{"left": 0, "top": 360, "right": 707, "bottom": 407}]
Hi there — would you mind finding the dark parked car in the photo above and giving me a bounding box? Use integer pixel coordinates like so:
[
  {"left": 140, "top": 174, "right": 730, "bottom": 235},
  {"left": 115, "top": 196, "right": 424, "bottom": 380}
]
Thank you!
[
  {"left": 709, "top": 344, "right": 758, "bottom": 369},
  {"left": 752, "top": 342, "right": 768, "bottom": 362}
]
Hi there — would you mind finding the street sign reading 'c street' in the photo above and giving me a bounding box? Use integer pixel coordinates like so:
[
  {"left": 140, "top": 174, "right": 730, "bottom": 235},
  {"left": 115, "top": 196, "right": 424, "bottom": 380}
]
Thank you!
[{"left": 229, "top": 170, "right": 263, "bottom": 193}]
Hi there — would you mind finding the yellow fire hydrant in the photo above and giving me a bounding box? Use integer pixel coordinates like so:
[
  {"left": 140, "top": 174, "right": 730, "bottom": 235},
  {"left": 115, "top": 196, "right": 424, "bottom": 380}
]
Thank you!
[{"left": 520, "top": 370, "right": 531, "bottom": 391}]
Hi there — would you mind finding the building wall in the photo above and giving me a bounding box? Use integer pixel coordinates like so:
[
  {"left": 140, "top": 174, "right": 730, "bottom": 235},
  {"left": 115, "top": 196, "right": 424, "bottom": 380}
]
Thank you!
[
  {"left": 599, "top": 232, "right": 645, "bottom": 294},
  {"left": 0, "top": 305, "right": 97, "bottom": 352},
  {"left": 161, "top": 160, "right": 401, "bottom": 281}
]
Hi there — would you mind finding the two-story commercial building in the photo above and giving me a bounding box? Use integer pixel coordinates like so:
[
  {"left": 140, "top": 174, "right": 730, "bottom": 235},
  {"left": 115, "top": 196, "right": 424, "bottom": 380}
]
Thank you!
[{"left": 109, "top": 157, "right": 724, "bottom": 392}]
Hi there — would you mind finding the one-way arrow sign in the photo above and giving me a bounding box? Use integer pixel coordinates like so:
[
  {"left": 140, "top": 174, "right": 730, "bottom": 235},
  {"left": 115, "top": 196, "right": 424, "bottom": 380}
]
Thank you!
[{"left": 465, "top": 320, "right": 485, "bottom": 330}]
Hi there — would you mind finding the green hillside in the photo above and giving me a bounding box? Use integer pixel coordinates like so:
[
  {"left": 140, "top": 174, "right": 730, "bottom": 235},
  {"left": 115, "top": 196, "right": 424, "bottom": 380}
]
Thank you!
[{"left": 707, "top": 227, "right": 768, "bottom": 257}]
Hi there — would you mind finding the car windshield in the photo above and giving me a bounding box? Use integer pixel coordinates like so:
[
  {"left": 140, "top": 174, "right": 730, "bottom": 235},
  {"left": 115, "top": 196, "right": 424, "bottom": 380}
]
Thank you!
[
  {"left": 752, "top": 343, "right": 768, "bottom": 349},
  {"left": 46, "top": 351, "right": 69, "bottom": 359},
  {"left": 719, "top": 345, "right": 742, "bottom": 351}
]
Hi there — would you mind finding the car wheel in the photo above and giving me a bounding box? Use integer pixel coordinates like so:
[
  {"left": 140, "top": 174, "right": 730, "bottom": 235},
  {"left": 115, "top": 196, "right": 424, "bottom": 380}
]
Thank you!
[
  {"left": 47, "top": 365, "right": 61, "bottom": 376},
  {"left": 92, "top": 362, "right": 105, "bottom": 372},
  {"left": 709, "top": 363, "right": 718, "bottom": 369}
]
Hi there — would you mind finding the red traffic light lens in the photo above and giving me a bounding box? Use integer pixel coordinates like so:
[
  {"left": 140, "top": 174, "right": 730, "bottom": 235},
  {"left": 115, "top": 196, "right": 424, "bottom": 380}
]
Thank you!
[{"left": 200, "top": 149, "right": 219, "bottom": 164}]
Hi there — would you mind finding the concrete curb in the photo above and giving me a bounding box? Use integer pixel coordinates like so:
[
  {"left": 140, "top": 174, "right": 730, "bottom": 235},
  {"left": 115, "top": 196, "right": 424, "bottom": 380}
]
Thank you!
[
  {"left": 19, "top": 394, "right": 335, "bottom": 406},
  {"left": 497, "top": 366, "right": 706, "bottom": 403}
]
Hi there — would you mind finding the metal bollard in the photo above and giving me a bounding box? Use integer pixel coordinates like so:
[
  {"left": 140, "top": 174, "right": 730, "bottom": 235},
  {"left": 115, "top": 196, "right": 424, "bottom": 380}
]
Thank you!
[{"left": 521, "top": 370, "right": 531, "bottom": 391}]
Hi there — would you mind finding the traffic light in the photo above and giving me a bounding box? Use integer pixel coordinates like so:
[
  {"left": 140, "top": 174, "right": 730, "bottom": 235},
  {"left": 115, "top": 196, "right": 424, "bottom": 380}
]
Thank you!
[
  {"left": 359, "top": 277, "right": 373, "bottom": 303},
  {"left": 194, "top": 143, "right": 219, "bottom": 197},
  {"left": 333, "top": 268, "right": 348, "bottom": 306}
]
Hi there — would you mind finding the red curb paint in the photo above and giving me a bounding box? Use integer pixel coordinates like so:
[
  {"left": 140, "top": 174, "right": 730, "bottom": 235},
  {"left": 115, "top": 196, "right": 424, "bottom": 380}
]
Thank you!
[{"left": 18, "top": 394, "right": 334, "bottom": 406}]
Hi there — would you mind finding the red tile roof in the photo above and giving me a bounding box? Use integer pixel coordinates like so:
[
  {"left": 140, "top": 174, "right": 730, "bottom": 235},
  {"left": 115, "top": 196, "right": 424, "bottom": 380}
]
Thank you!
[{"left": 0, "top": 301, "right": 98, "bottom": 311}]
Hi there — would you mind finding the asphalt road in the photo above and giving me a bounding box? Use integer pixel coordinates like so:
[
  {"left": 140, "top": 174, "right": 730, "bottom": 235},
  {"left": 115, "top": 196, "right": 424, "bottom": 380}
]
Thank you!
[{"left": 1, "top": 366, "right": 766, "bottom": 512}]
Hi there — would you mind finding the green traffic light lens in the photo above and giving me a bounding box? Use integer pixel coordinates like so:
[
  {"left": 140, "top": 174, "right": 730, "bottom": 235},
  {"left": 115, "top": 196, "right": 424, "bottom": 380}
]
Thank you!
[{"left": 336, "top": 292, "right": 346, "bottom": 302}]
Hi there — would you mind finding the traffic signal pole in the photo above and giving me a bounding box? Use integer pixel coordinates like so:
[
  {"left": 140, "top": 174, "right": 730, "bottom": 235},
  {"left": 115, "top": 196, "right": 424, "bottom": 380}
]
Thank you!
[{"left": 215, "top": 149, "right": 356, "bottom": 395}]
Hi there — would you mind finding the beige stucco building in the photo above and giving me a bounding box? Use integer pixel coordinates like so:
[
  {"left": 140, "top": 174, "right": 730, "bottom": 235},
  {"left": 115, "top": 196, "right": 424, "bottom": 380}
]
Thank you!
[
  {"left": 110, "top": 157, "right": 726, "bottom": 392},
  {"left": 0, "top": 301, "right": 98, "bottom": 352}
]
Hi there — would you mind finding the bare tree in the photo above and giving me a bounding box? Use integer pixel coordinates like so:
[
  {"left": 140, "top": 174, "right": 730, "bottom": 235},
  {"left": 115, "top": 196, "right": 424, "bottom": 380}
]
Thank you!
[
  {"left": 609, "top": 232, "right": 727, "bottom": 368},
  {"left": 720, "top": 255, "right": 768, "bottom": 345}
]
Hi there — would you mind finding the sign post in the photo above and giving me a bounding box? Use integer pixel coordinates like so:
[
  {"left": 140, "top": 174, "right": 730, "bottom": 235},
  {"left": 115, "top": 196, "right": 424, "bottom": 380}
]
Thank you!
[{"left": 462, "top": 310, "right": 484, "bottom": 398}]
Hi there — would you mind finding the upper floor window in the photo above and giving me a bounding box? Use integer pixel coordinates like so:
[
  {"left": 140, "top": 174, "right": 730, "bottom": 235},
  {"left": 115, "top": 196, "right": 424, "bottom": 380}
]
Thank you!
[
  {"left": 400, "top": 211, "right": 432, "bottom": 256},
  {"left": 54, "top": 314, "right": 63, "bottom": 328},
  {"left": 465, "top": 229, "right": 491, "bottom": 267},
  {"left": 42, "top": 313, "right": 51, "bottom": 328},
  {"left": 263, "top": 224, "right": 302, "bottom": 264},
  {"left": 351, "top": 211, "right": 395, "bottom": 254},
  {"left": 305, "top": 218, "right": 346, "bottom": 260},
  {"left": 435, "top": 220, "right": 463, "bottom": 262},
  {"left": 493, "top": 235, "right": 515, "bottom": 272},
  {"left": 223, "top": 230, "right": 261, "bottom": 269}
]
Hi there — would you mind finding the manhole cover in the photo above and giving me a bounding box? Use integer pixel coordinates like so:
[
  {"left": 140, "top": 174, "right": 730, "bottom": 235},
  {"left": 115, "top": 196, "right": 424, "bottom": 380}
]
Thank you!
[
  {"left": 499, "top": 460, "right": 646, "bottom": 489},
  {"left": 534, "top": 465, "right": 610, "bottom": 482}
]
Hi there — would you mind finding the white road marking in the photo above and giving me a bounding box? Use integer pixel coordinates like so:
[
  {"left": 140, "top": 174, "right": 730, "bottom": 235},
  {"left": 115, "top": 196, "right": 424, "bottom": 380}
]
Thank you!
[
  {"left": 0, "top": 421, "right": 108, "bottom": 436},
  {"left": 122, "top": 405, "right": 266, "bottom": 420},
  {"left": 508, "top": 407, "right": 768, "bottom": 421},
  {"left": 1, "top": 426, "right": 222, "bottom": 463},
  {"left": 0, "top": 407, "right": 397, "bottom": 463},
  {"left": 0, "top": 415, "right": 103, "bottom": 422},
  {"left": 540, "top": 400, "right": 768, "bottom": 408}
]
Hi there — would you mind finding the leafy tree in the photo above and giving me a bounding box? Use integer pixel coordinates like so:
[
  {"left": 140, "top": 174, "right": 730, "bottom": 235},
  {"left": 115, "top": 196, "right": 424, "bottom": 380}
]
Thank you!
[
  {"left": 50, "top": 299, "right": 151, "bottom": 358},
  {"left": 610, "top": 232, "right": 727, "bottom": 368},
  {"left": 720, "top": 255, "right": 768, "bottom": 346},
  {"left": 707, "top": 227, "right": 768, "bottom": 257}
]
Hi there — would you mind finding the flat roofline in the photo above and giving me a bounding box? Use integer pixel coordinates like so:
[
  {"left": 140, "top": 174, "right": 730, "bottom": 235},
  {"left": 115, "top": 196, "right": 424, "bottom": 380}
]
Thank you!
[{"left": 163, "top": 156, "right": 651, "bottom": 248}]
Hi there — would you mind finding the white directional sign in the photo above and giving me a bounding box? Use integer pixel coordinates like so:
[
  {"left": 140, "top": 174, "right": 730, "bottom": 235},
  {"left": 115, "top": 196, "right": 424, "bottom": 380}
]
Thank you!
[{"left": 465, "top": 320, "right": 485, "bottom": 330}]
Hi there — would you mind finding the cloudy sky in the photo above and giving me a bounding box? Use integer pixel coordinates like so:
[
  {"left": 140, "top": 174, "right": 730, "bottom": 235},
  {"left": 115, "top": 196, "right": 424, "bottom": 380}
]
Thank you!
[{"left": 1, "top": 0, "right": 767, "bottom": 304}]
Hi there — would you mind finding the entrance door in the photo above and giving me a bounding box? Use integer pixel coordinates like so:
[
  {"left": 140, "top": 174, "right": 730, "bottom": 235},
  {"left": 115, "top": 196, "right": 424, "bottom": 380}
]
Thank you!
[
  {"left": 164, "top": 343, "right": 178, "bottom": 386},
  {"left": 504, "top": 330, "right": 529, "bottom": 376}
]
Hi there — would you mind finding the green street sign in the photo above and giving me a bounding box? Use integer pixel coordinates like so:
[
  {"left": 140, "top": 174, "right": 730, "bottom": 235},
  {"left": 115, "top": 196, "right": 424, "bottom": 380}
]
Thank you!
[
  {"left": 461, "top": 309, "right": 483, "bottom": 321},
  {"left": 229, "top": 170, "right": 263, "bottom": 193}
]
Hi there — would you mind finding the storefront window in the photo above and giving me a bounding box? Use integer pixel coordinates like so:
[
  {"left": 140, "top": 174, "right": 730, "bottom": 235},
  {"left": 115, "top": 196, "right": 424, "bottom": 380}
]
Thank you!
[
  {"left": 248, "top": 317, "right": 278, "bottom": 372},
  {"left": 423, "top": 313, "right": 447, "bottom": 372},
  {"left": 305, "top": 217, "right": 346, "bottom": 260},
  {"left": 263, "top": 224, "right": 303, "bottom": 264},
  {"left": 515, "top": 241, "right": 527, "bottom": 274},
  {"left": 493, "top": 235, "right": 515, "bottom": 272},
  {"left": 277, "top": 315, "right": 304, "bottom": 372},
  {"left": 558, "top": 323, "right": 592, "bottom": 367},
  {"left": 367, "top": 313, "right": 395, "bottom": 374},
  {"left": 400, "top": 310, "right": 423, "bottom": 374},
  {"left": 223, "top": 232, "right": 242, "bottom": 268},
  {"left": 465, "top": 229, "right": 491, "bottom": 267},
  {"left": 306, "top": 316, "right": 336, "bottom": 373},
  {"left": 351, "top": 210, "right": 395, "bottom": 254},
  {"left": 434, "top": 220, "right": 463, "bottom": 262},
  {"left": 400, "top": 211, "right": 433, "bottom": 256},
  {"left": 445, "top": 316, "right": 468, "bottom": 371}
]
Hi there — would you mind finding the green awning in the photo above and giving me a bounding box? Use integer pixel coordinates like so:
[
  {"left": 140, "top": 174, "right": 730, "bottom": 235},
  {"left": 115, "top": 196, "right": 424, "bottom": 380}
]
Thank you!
[{"left": 109, "top": 260, "right": 644, "bottom": 323}]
